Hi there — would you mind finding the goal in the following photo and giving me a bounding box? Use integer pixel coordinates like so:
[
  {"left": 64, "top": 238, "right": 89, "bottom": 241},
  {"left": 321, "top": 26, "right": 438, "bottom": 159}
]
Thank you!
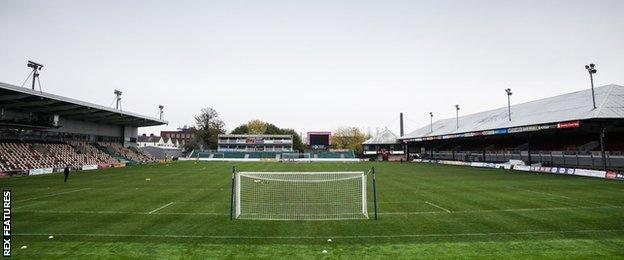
[
  {"left": 229, "top": 169, "right": 378, "bottom": 220},
  {"left": 280, "top": 153, "right": 311, "bottom": 162}
]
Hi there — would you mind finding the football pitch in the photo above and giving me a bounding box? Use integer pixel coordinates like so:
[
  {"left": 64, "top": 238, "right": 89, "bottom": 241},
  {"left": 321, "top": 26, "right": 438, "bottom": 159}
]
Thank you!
[{"left": 4, "top": 161, "right": 624, "bottom": 258}]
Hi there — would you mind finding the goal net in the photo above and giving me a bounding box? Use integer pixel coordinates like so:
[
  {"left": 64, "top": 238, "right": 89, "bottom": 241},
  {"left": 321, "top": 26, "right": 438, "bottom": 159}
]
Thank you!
[
  {"left": 232, "top": 171, "right": 368, "bottom": 220},
  {"left": 281, "top": 153, "right": 311, "bottom": 162}
]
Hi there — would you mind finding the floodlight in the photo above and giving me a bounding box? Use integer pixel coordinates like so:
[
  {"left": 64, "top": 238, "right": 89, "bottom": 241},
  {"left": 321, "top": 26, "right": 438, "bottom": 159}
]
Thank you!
[
  {"left": 27, "top": 60, "right": 43, "bottom": 70},
  {"left": 584, "top": 63, "right": 598, "bottom": 109}
]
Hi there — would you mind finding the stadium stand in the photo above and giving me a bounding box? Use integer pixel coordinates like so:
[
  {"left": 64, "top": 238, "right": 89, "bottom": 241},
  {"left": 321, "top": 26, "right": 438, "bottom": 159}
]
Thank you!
[
  {"left": 0, "top": 81, "right": 167, "bottom": 175},
  {"left": 191, "top": 150, "right": 355, "bottom": 160},
  {"left": 402, "top": 84, "right": 624, "bottom": 170}
]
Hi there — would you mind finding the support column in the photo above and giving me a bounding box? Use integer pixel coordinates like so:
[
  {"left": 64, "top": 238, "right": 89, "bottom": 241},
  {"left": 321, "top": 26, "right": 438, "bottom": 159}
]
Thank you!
[
  {"left": 482, "top": 137, "right": 486, "bottom": 162},
  {"left": 600, "top": 127, "right": 607, "bottom": 171},
  {"left": 527, "top": 133, "right": 532, "bottom": 165}
]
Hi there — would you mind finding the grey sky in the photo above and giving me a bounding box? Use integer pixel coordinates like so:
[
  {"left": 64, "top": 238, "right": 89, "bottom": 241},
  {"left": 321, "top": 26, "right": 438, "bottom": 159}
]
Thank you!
[{"left": 1, "top": 0, "right": 623, "bottom": 136}]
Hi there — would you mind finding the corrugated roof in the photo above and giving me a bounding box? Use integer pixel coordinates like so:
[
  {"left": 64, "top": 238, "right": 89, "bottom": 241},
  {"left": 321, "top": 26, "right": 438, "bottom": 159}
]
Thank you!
[
  {"left": 363, "top": 128, "right": 399, "bottom": 144},
  {"left": 401, "top": 84, "right": 624, "bottom": 140}
]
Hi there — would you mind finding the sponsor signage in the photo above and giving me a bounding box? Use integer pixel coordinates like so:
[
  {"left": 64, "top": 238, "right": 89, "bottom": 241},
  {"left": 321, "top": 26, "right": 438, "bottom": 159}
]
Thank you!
[
  {"left": 404, "top": 121, "right": 582, "bottom": 143},
  {"left": 557, "top": 121, "right": 580, "bottom": 129},
  {"left": 81, "top": 165, "right": 98, "bottom": 171},
  {"left": 572, "top": 169, "right": 606, "bottom": 179},
  {"left": 413, "top": 159, "right": 622, "bottom": 181},
  {"left": 28, "top": 168, "right": 54, "bottom": 176}
]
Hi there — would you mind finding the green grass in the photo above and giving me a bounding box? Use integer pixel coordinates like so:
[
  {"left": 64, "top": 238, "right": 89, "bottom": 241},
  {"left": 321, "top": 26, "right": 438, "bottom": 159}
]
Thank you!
[{"left": 3, "top": 161, "right": 624, "bottom": 258}]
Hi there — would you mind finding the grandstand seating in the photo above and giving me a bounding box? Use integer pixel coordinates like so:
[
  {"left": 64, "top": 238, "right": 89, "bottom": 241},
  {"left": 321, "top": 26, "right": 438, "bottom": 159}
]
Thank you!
[
  {"left": 0, "top": 141, "right": 123, "bottom": 172},
  {"left": 69, "top": 141, "right": 118, "bottom": 165},
  {"left": 98, "top": 142, "right": 155, "bottom": 163}
]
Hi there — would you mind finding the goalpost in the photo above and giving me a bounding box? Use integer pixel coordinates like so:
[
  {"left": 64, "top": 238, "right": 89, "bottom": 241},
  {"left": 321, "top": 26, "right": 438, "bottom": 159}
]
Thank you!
[{"left": 229, "top": 167, "right": 378, "bottom": 220}]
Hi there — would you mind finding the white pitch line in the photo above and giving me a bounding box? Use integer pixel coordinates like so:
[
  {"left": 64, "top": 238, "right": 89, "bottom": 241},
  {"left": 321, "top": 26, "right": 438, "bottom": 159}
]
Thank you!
[
  {"left": 425, "top": 201, "right": 452, "bottom": 213},
  {"left": 511, "top": 187, "right": 575, "bottom": 200},
  {"left": 15, "top": 205, "right": 624, "bottom": 216},
  {"left": 16, "top": 188, "right": 92, "bottom": 203},
  {"left": 510, "top": 187, "right": 607, "bottom": 206},
  {"left": 15, "top": 209, "right": 227, "bottom": 215},
  {"left": 148, "top": 202, "right": 175, "bottom": 214},
  {"left": 14, "top": 229, "right": 624, "bottom": 240}
]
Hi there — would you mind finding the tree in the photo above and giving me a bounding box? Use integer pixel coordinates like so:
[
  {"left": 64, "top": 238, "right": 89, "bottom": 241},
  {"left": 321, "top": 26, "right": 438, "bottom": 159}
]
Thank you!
[
  {"left": 230, "top": 124, "right": 248, "bottom": 134},
  {"left": 193, "top": 107, "right": 226, "bottom": 150},
  {"left": 331, "top": 127, "right": 371, "bottom": 155},
  {"left": 247, "top": 119, "right": 267, "bottom": 134}
]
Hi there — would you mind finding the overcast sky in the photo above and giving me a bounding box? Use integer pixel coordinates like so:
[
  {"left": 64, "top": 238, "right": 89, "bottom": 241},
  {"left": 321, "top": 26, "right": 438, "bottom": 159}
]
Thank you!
[{"left": 1, "top": 0, "right": 623, "bottom": 136}]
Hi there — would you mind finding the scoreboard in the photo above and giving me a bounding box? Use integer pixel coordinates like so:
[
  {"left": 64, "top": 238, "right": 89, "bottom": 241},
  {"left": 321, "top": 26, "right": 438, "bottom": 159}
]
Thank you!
[{"left": 307, "top": 131, "right": 331, "bottom": 149}]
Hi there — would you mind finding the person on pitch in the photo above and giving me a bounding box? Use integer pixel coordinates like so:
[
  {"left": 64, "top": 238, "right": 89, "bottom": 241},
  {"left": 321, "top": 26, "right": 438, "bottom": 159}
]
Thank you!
[{"left": 64, "top": 165, "right": 71, "bottom": 182}]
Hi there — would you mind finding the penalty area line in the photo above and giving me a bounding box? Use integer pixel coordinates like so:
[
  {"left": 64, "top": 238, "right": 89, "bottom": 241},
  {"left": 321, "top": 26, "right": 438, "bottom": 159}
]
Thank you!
[
  {"left": 425, "top": 201, "right": 452, "bottom": 213},
  {"left": 148, "top": 202, "right": 175, "bottom": 214},
  {"left": 14, "top": 229, "right": 624, "bottom": 240}
]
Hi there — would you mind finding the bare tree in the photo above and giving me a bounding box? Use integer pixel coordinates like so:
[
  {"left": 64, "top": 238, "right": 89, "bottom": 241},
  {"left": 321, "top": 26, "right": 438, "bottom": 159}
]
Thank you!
[{"left": 194, "top": 107, "right": 226, "bottom": 150}]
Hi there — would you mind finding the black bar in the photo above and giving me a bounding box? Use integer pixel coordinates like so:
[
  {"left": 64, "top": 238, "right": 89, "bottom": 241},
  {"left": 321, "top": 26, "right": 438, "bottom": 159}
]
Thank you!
[
  {"left": 372, "top": 167, "right": 378, "bottom": 220},
  {"left": 229, "top": 165, "right": 236, "bottom": 221}
]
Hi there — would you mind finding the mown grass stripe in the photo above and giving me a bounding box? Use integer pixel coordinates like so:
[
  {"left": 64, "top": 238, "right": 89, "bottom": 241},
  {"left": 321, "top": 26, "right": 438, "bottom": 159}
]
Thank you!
[{"left": 15, "top": 229, "right": 624, "bottom": 239}]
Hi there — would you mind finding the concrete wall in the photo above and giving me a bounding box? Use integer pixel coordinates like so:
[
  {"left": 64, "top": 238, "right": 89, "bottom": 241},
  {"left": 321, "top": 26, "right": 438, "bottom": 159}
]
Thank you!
[{"left": 50, "top": 117, "right": 123, "bottom": 138}]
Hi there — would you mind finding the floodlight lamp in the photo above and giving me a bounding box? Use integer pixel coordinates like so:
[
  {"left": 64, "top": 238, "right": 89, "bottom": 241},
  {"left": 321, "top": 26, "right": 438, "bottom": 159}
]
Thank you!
[
  {"left": 455, "top": 105, "right": 460, "bottom": 110},
  {"left": 429, "top": 112, "right": 433, "bottom": 117},
  {"left": 591, "top": 69, "right": 597, "bottom": 73},
  {"left": 27, "top": 60, "right": 43, "bottom": 70},
  {"left": 585, "top": 65, "right": 589, "bottom": 69},
  {"left": 114, "top": 89, "right": 123, "bottom": 95},
  {"left": 590, "top": 64, "right": 595, "bottom": 68}
]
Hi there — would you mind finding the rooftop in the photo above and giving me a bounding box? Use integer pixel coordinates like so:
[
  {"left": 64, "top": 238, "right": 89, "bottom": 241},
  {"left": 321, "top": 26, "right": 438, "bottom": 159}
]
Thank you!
[
  {"left": 402, "top": 84, "right": 624, "bottom": 140},
  {"left": 0, "top": 81, "right": 167, "bottom": 127}
]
